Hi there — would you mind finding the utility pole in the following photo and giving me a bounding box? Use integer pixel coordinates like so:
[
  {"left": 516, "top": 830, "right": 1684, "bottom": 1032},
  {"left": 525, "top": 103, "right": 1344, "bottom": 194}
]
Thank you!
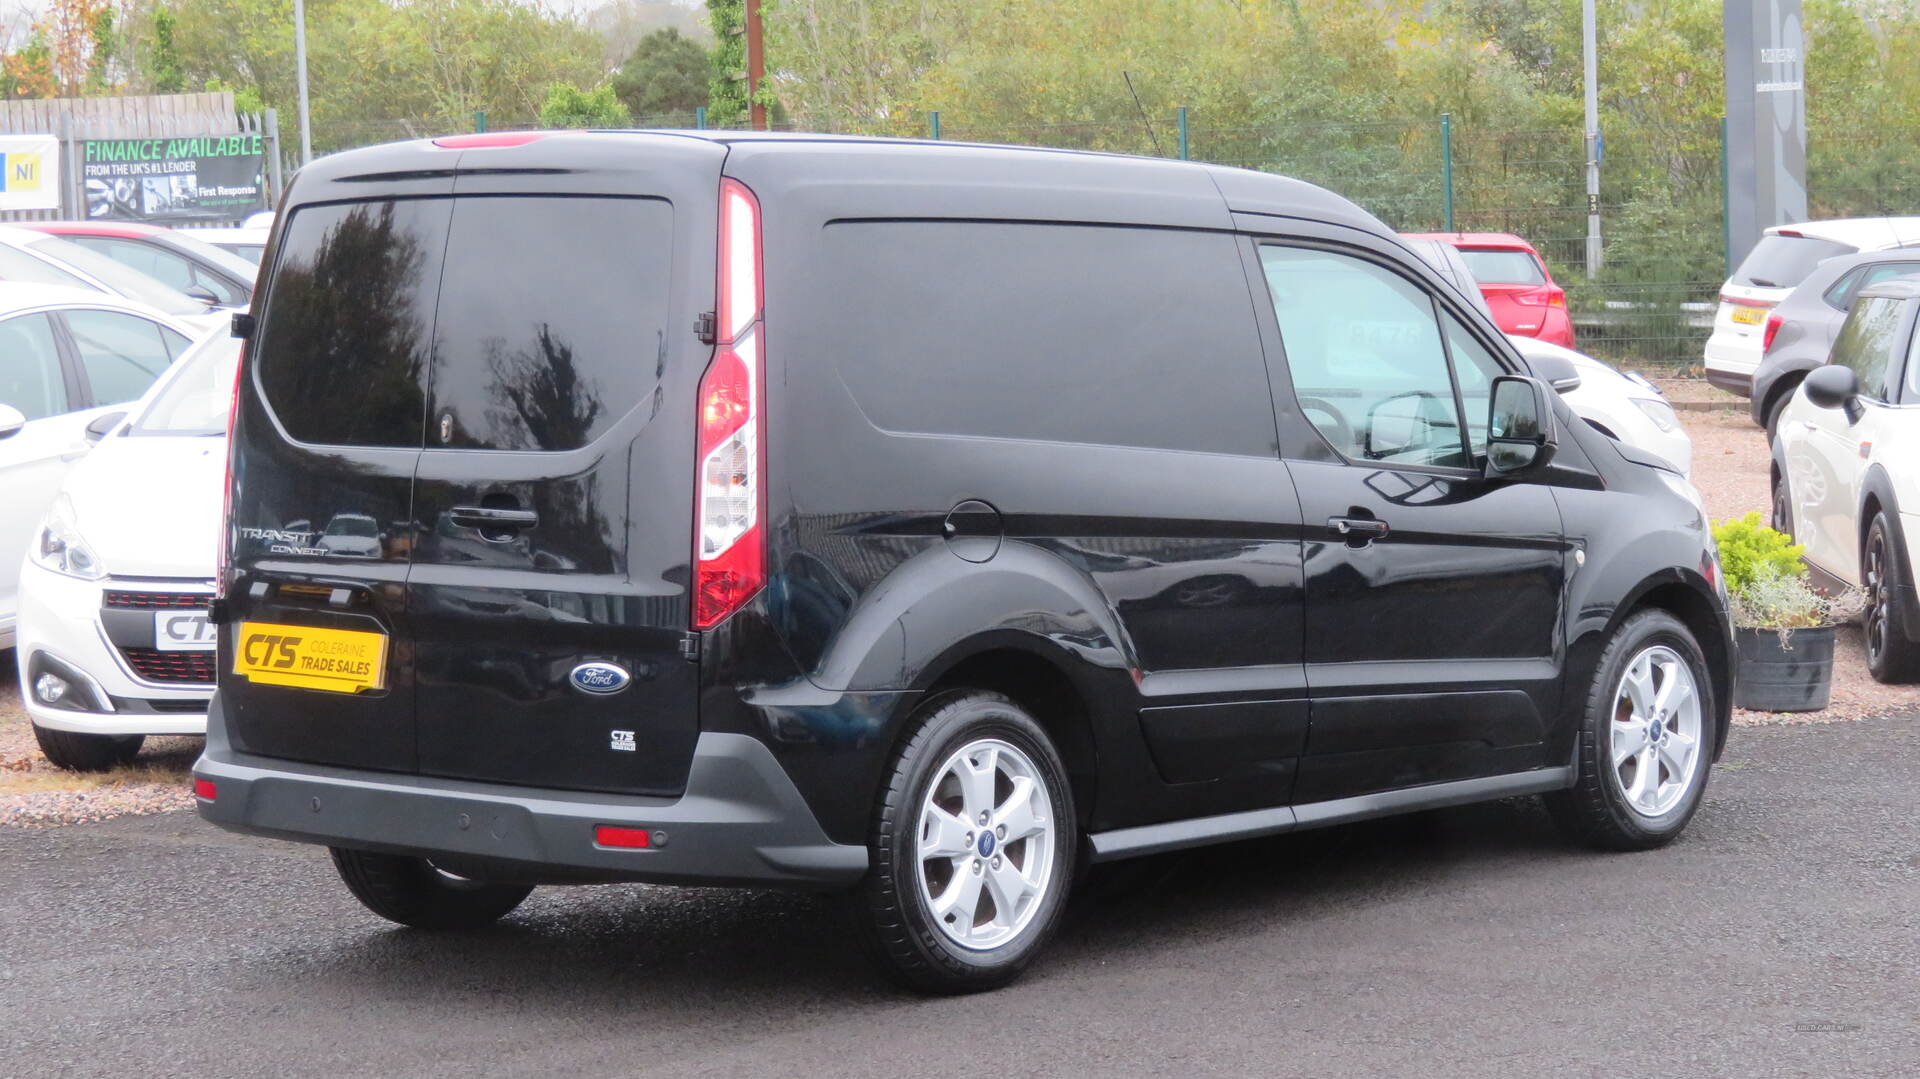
[
  {"left": 1582, "top": 0, "right": 1601, "bottom": 277},
  {"left": 745, "top": 0, "right": 766, "bottom": 131},
  {"left": 293, "top": 0, "right": 312, "bottom": 163}
]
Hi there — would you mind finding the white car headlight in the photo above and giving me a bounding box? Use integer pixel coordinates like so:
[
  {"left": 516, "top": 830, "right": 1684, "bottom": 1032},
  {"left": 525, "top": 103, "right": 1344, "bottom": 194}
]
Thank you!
[
  {"left": 1632, "top": 397, "right": 1681, "bottom": 434},
  {"left": 30, "top": 494, "right": 106, "bottom": 580}
]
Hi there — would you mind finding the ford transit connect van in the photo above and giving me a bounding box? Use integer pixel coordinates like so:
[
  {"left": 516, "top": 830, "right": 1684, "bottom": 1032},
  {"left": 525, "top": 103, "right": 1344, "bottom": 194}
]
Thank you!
[{"left": 196, "top": 131, "right": 1732, "bottom": 994}]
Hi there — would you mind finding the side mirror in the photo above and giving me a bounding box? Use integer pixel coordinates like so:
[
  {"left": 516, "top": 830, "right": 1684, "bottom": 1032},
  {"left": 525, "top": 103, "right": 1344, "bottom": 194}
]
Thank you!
[
  {"left": 0, "top": 402, "right": 24, "bottom": 440},
  {"left": 85, "top": 410, "right": 127, "bottom": 442},
  {"left": 1802, "top": 363, "right": 1860, "bottom": 421},
  {"left": 1524, "top": 351, "right": 1583, "bottom": 394},
  {"left": 184, "top": 284, "right": 220, "bottom": 306},
  {"left": 1485, "top": 375, "right": 1559, "bottom": 476}
]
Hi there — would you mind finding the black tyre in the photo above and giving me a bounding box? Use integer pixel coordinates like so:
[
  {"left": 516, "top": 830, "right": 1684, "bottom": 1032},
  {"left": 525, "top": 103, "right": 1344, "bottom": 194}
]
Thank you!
[
  {"left": 850, "top": 690, "right": 1076, "bottom": 995},
  {"left": 1864, "top": 513, "right": 1920, "bottom": 684},
  {"left": 31, "top": 723, "right": 143, "bottom": 772},
  {"left": 1772, "top": 471, "right": 1795, "bottom": 542},
  {"left": 1763, "top": 384, "right": 1796, "bottom": 441},
  {"left": 329, "top": 847, "right": 533, "bottom": 930},
  {"left": 1547, "top": 610, "right": 1717, "bottom": 851}
]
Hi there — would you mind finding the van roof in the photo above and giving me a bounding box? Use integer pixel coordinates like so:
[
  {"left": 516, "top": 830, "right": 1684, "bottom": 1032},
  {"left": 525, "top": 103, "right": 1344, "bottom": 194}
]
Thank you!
[{"left": 300, "top": 129, "right": 1393, "bottom": 239}]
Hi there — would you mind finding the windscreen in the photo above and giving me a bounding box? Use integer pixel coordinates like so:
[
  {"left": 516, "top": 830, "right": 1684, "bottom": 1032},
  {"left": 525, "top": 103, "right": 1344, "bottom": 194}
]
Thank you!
[
  {"left": 133, "top": 332, "right": 241, "bottom": 436},
  {"left": 24, "top": 234, "right": 207, "bottom": 314},
  {"left": 1733, "top": 234, "right": 1857, "bottom": 289},
  {"left": 1457, "top": 248, "right": 1547, "bottom": 286}
]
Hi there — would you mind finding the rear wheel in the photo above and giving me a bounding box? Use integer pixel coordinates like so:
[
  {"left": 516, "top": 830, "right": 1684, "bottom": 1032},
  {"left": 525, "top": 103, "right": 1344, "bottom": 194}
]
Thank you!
[
  {"left": 329, "top": 848, "right": 533, "bottom": 930},
  {"left": 850, "top": 691, "right": 1075, "bottom": 994},
  {"left": 31, "top": 724, "right": 143, "bottom": 772},
  {"left": 1547, "top": 610, "right": 1716, "bottom": 851},
  {"left": 1772, "top": 472, "right": 1795, "bottom": 542},
  {"left": 1864, "top": 513, "right": 1920, "bottom": 683}
]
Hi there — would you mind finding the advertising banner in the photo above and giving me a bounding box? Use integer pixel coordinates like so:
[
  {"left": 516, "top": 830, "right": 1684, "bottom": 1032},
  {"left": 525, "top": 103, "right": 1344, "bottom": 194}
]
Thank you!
[
  {"left": 0, "top": 134, "right": 60, "bottom": 212},
  {"left": 82, "top": 134, "right": 267, "bottom": 223}
]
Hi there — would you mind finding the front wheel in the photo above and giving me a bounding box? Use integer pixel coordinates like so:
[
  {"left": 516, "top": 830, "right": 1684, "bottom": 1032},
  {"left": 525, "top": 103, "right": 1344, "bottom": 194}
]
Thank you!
[
  {"left": 1864, "top": 513, "right": 1920, "bottom": 683},
  {"left": 850, "top": 691, "right": 1076, "bottom": 994},
  {"left": 330, "top": 848, "right": 533, "bottom": 930},
  {"left": 1547, "top": 610, "right": 1717, "bottom": 851},
  {"left": 31, "top": 723, "right": 143, "bottom": 772}
]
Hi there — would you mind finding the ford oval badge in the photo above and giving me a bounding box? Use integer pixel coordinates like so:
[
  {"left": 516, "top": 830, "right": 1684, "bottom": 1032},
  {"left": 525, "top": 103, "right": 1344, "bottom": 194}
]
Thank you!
[{"left": 570, "top": 662, "right": 631, "bottom": 696}]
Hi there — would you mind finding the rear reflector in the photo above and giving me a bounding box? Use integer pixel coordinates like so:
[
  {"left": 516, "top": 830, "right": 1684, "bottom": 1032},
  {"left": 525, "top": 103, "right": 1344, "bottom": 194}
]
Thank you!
[
  {"left": 595, "top": 826, "right": 652, "bottom": 849},
  {"left": 193, "top": 778, "right": 217, "bottom": 801},
  {"left": 431, "top": 132, "right": 546, "bottom": 149}
]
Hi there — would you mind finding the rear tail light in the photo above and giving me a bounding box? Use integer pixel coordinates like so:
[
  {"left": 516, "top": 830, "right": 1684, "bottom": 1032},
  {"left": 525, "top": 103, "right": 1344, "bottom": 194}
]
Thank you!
[
  {"left": 1513, "top": 287, "right": 1565, "bottom": 308},
  {"left": 693, "top": 179, "right": 767, "bottom": 630},
  {"left": 1718, "top": 292, "right": 1779, "bottom": 308},
  {"left": 1762, "top": 313, "right": 1784, "bottom": 354}
]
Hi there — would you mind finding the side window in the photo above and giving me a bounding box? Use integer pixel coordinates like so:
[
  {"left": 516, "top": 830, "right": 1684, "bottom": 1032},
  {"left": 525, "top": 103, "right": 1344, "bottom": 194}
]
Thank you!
[
  {"left": 1259, "top": 245, "right": 1473, "bottom": 468},
  {"left": 0, "top": 244, "right": 91, "bottom": 289},
  {"left": 0, "top": 313, "right": 67, "bottom": 420},
  {"left": 429, "top": 196, "right": 673, "bottom": 451},
  {"left": 188, "top": 264, "right": 246, "bottom": 306},
  {"left": 1822, "top": 268, "right": 1862, "bottom": 310},
  {"left": 1860, "top": 262, "right": 1920, "bottom": 294},
  {"left": 816, "top": 221, "right": 1275, "bottom": 456},
  {"left": 72, "top": 237, "right": 192, "bottom": 292},
  {"left": 161, "top": 327, "right": 190, "bottom": 359},
  {"left": 1832, "top": 296, "right": 1906, "bottom": 402},
  {"left": 255, "top": 199, "right": 449, "bottom": 447},
  {"left": 65, "top": 309, "right": 176, "bottom": 406}
]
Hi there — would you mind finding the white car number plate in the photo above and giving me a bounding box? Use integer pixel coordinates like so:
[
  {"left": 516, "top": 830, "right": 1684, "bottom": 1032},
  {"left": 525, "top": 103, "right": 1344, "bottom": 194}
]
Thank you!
[{"left": 154, "top": 610, "right": 216, "bottom": 651}]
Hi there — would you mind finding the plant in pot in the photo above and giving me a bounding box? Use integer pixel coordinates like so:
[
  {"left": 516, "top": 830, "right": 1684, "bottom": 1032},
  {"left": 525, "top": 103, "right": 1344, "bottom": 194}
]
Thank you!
[{"left": 1712, "top": 513, "right": 1861, "bottom": 712}]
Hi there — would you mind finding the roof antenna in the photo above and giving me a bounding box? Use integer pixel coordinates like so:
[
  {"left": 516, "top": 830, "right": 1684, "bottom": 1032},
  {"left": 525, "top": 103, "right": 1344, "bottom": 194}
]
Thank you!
[{"left": 1122, "top": 71, "right": 1165, "bottom": 157}]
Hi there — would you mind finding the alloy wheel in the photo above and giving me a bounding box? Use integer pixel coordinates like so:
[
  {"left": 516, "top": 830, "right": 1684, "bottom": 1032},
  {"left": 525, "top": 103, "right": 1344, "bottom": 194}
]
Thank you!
[
  {"left": 1609, "top": 645, "right": 1705, "bottom": 819},
  {"left": 915, "top": 738, "right": 1057, "bottom": 951},
  {"left": 1867, "top": 530, "right": 1890, "bottom": 669}
]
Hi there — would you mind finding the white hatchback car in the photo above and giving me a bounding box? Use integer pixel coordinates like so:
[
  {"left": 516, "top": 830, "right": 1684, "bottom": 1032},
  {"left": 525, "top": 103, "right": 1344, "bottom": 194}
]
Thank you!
[
  {"left": 1772, "top": 276, "right": 1920, "bottom": 683},
  {"left": 0, "top": 285, "right": 213, "bottom": 649},
  {"left": 1707, "top": 218, "right": 1920, "bottom": 398},
  {"left": 14, "top": 331, "right": 240, "bottom": 769},
  {"left": 1506, "top": 336, "right": 1692, "bottom": 476}
]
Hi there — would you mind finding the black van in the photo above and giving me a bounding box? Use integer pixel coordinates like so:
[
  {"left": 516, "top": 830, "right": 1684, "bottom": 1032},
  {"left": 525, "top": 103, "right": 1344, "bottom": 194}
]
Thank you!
[{"left": 197, "top": 131, "right": 1732, "bottom": 994}]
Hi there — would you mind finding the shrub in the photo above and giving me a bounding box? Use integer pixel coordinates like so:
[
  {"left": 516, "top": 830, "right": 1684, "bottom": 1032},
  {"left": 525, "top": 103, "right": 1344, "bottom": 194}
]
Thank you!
[{"left": 1711, "top": 512, "right": 1804, "bottom": 595}]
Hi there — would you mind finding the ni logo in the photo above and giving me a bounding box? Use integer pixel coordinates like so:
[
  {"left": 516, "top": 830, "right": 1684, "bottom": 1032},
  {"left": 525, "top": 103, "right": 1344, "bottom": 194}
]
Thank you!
[{"left": 0, "top": 152, "right": 43, "bottom": 193}]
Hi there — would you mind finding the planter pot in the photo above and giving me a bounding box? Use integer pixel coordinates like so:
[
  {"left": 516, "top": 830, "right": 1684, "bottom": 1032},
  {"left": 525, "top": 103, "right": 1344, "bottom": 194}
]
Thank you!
[{"left": 1733, "top": 625, "right": 1836, "bottom": 712}]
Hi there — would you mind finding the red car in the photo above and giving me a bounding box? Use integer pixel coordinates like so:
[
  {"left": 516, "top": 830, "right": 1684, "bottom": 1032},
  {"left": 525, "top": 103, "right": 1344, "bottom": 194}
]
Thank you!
[
  {"left": 1402, "top": 232, "right": 1574, "bottom": 348},
  {"left": 22, "top": 221, "right": 255, "bottom": 307}
]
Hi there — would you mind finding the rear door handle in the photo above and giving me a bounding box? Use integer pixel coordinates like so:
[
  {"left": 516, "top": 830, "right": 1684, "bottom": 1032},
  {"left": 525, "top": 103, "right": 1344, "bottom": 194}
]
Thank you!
[
  {"left": 450, "top": 506, "right": 539, "bottom": 531},
  {"left": 1329, "top": 516, "right": 1389, "bottom": 546}
]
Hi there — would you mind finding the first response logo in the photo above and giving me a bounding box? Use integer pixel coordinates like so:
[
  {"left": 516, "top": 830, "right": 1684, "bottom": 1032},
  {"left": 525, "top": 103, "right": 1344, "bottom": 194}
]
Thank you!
[{"left": 232, "top": 621, "right": 388, "bottom": 694}]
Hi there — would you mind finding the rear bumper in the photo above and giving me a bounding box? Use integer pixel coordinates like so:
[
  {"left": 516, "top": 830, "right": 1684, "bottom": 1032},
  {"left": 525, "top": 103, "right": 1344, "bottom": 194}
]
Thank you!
[
  {"left": 1704, "top": 368, "right": 1753, "bottom": 397},
  {"left": 194, "top": 700, "right": 868, "bottom": 889}
]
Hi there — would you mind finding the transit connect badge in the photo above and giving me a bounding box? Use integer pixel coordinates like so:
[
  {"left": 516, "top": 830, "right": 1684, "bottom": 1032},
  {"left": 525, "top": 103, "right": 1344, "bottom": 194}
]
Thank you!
[{"left": 569, "top": 661, "right": 631, "bottom": 695}]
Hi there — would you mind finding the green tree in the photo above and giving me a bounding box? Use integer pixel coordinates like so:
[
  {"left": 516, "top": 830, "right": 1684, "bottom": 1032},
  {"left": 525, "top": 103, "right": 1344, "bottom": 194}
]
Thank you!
[
  {"left": 149, "top": 6, "right": 185, "bottom": 93},
  {"left": 610, "top": 27, "right": 708, "bottom": 123},
  {"left": 706, "top": 0, "right": 747, "bottom": 127},
  {"left": 539, "top": 82, "right": 632, "bottom": 128}
]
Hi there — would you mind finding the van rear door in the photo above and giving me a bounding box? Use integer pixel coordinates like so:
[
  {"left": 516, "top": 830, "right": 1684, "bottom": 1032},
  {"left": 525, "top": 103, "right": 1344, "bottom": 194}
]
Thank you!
[
  {"left": 223, "top": 189, "right": 453, "bottom": 771},
  {"left": 405, "top": 141, "right": 721, "bottom": 797}
]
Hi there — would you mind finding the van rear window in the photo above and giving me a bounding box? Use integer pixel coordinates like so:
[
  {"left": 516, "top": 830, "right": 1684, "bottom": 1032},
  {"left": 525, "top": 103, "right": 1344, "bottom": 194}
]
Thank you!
[
  {"left": 256, "top": 199, "right": 449, "bottom": 447},
  {"left": 1734, "top": 234, "right": 1857, "bottom": 289}
]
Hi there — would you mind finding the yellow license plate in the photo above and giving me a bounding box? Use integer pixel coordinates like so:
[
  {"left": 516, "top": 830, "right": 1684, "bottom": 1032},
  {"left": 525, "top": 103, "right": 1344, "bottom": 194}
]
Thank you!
[
  {"left": 233, "top": 621, "right": 388, "bottom": 694},
  {"left": 1730, "top": 305, "right": 1766, "bottom": 325}
]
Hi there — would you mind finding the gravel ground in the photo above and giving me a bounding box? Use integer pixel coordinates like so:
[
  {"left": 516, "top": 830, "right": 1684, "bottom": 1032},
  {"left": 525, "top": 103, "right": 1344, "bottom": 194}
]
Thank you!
[{"left": 0, "top": 377, "right": 1906, "bottom": 825}]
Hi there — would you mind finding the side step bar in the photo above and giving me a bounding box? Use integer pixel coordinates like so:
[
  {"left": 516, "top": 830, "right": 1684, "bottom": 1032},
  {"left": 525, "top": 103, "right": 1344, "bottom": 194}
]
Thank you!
[{"left": 1085, "top": 766, "right": 1573, "bottom": 863}]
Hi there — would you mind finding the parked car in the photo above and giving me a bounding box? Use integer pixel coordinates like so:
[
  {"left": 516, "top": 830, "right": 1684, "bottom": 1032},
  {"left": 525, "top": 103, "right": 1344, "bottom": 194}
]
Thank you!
[
  {"left": 1507, "top": 336, "right": 1691, "bottom": 476},
  {"left": 176, "top": 225, "right": 271, "bottom": 265},
  {"left": 1402, "top": 235, "right": 1691, "bottom": 475},
  {"left": 1772, "top": 276, "right": 1920, "bottom": 683},
  {"left": 1748, "top": 251, "right": 1920, "bottom": 435},
  {"left": 197, "top": 132, "right": 1732, "bottom": 994},
  {"left": 0, "top": 285, "right": 208, "bottom": 650},
  {"left": 15, "top": 331, "right": 241, "bottom": 769},
  {"left": 1401, "top": 231, "right": 1574, "bottom": 347},
  {"left": 1705, "top": 217, "right": 1920, "bottom": 397},
  {"left": 0, "top": 224, "right": 225, "bottom": 323},
  {"left": 25, "top": 221, "right": 258, "bottom": 306}
]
